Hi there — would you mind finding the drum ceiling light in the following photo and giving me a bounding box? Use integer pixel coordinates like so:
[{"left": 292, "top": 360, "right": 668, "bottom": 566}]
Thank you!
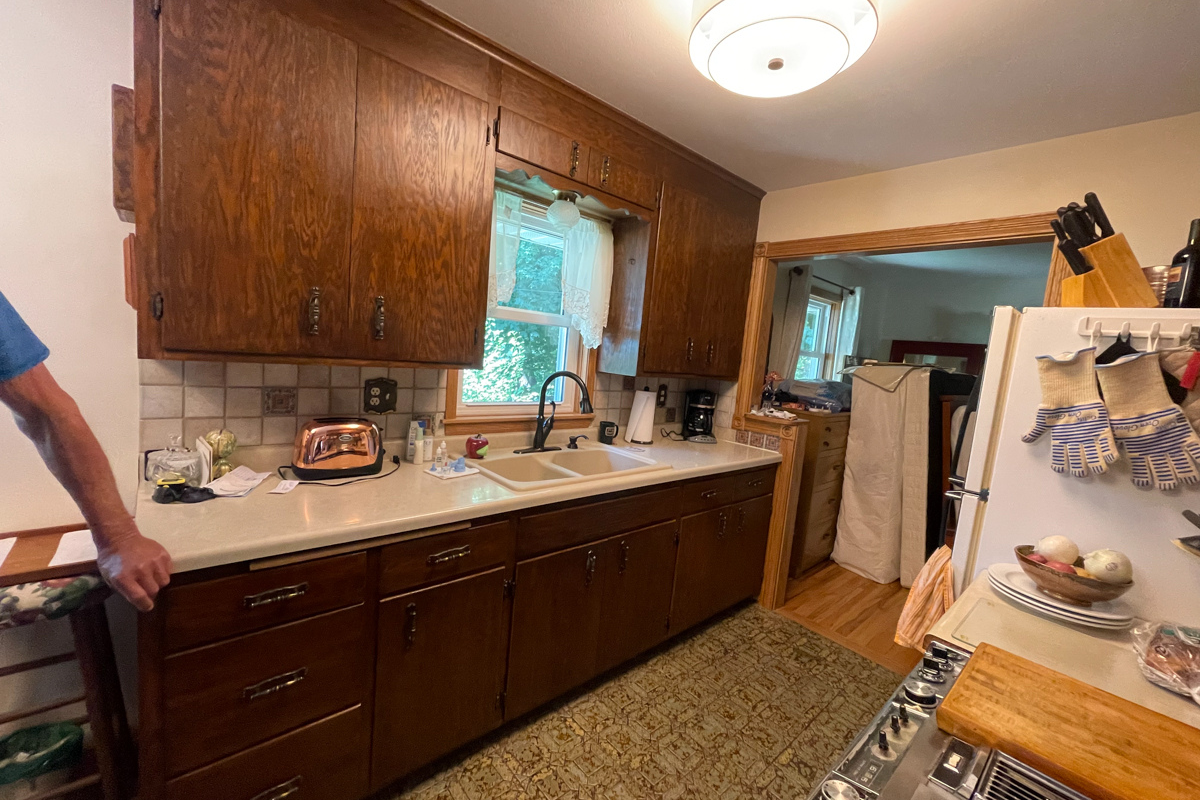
[{"left": 689, "top": 0, "right": 878, "bottom": 98}]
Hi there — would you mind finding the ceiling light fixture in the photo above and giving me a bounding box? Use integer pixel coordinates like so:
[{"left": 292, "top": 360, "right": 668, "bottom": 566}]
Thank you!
[
  {"left": 689, "top": 0, "right": 878, "bottom": 98},
  {"left": 546, "top": 191, "right": 582, "bottom": 230}
]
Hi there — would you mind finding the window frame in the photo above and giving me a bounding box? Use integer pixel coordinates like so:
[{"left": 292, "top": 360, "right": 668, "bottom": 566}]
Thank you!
[
  {"left": 445, "top": 204, "right": 596, "bottom": 434},
  {"left": 794, "top": 284, "right": 843, "bottom": 381}
]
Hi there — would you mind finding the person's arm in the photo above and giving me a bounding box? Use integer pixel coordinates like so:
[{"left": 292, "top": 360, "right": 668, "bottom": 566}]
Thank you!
[{"left": 0, "top": 363, "right": 171, "bottom": 610}]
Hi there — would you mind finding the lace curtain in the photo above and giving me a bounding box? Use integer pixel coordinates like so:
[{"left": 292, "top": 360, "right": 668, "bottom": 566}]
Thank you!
[
  {"left": 561, "top": 217, "right": 614, "bottom": 350},
  {"left": 488, "top": 190, "right": 523, "bottom": 309}
]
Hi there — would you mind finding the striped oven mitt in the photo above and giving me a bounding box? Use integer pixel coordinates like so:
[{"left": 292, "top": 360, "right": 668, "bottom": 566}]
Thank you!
[
  {"left": 1096, "top": 351, "right": 1200, "bottom": 490},
  {"left": 1022, "top": 347, "right": 1118, "bottom": 476}
]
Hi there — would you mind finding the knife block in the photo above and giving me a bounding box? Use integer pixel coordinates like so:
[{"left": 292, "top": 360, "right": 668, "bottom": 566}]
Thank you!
[
  {"left": 1060, "top": 270, "right": 1116, "bottom": 307},
  {"left": 1076, "top": 233, "right": 1159, "bottom": 308}
]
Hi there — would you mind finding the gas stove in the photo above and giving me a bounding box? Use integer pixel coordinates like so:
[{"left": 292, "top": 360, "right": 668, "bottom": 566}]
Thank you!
[{"left": 806, "top": 642, "right": 1094, "bottom": 800}]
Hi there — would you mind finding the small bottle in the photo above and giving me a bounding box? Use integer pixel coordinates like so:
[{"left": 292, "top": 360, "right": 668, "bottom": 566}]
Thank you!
[
  {"left": 423, "top": 435, "right": 434, "bottom": 463},
  {"left": 1164, "top": 219, "right": 1200, "bottom": 308},
  {"left": 435, "top": 442, "right": 447, "bottom": 475},
  {"left": 413, "top": 424, "right": 425, "bottom": 466},
  {"left": 406, "top": 421, "right": 421, "bottom": 462}
]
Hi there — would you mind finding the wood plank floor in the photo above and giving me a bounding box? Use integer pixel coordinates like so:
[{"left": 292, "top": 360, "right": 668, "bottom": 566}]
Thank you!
[{"left": 777, "top": 561, "right": 923, "bottom": 675}]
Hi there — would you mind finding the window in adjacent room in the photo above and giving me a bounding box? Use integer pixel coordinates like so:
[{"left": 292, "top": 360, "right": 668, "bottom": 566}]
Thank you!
[{"left": 794, "top": 284, "right": 842, "bottom": 380}]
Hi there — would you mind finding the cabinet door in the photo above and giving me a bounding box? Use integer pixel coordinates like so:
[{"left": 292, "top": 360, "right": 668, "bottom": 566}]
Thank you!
[
  {"left": 158, "top": 0, "right": 357, "bottom": 356},
  {"left": 372, "top": 567, "right": 509, "bottom": 787},
  {"left": 349, "top": 49, "right": 493, "bottom": 364},
  {"left": 497, "top": 108, "right": 590, "bottom": 181},
  {"left": 505, "top": 539, "right": 612, "bottom": 719},
  {"left": 597, "top": 522, "right": 678, "bottom": 673},
  {"left": 727, "top": 494, "right": 774, "bottom": 604},
  {"left": 669, "top": 507, "right": 733, "bottom": 635},
  {"left": 697, "top": 203, "right": 758, "bottom": 378},
  {"left": 588, "top": 152, "right": 658, "bottom": 209},
  {"left": 641, "top": 183, "right": 710, "bottom": 374}
]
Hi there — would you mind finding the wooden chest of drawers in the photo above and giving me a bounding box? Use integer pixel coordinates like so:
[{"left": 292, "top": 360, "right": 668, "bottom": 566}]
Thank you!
[{"left": 788, "top": 411, "right": 851, "bottom": 575}]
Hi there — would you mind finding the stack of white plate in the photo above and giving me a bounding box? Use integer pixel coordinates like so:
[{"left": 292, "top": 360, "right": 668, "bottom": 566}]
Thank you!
[{"left": 986, "top": 564, "right": 1135, "bottom": 630}]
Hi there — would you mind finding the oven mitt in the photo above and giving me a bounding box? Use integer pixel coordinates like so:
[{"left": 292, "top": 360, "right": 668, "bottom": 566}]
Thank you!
[
  {"left": 1022, "top": 347, "right": 1118, "bottom": 476},
  {"left": 1096, "top": 351, "right": 1200, "bottom": 490}
]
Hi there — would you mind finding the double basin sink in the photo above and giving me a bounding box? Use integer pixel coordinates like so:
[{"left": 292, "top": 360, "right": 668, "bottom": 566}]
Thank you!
[{"left": 474, "top": 443, "right": 671, "bottom": 492}]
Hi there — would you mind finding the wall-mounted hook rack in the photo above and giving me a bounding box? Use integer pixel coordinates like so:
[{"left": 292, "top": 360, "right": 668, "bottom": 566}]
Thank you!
[{"left": 1076, "top": 315, "right": 1199, "bottom": 343}]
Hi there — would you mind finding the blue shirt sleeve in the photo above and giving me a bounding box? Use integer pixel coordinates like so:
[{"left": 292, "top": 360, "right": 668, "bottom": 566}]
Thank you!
[{"left": 0, "top": 291, "right": 50, "bottom": 382}]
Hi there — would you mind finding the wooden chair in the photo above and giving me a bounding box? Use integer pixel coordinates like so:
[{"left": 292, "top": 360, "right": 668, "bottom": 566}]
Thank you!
[{"left": 0, "top": 577, "right": 135, "bottom": 800}]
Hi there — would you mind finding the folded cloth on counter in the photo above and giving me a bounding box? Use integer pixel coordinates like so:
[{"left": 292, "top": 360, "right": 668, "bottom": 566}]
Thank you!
[
  {"left": 895, "top": 545, "right": 954, "bottom": 650},
  {"left": 205, "top": 465, "right": 272, "bottom": 497}
]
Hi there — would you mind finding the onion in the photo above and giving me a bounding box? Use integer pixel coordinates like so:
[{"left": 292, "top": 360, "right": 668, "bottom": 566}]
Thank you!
[
  {"left": 1035, "top": 535, "right": 1079, "bottom": 566},
  {"left": 1083, "top": 549, "right": 1133, "bottom": 584}
]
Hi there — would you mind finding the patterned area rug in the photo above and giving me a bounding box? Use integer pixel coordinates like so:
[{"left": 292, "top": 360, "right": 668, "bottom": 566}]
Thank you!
[{"left": 385, "top": 603, "right": 901, "bottom": 800}]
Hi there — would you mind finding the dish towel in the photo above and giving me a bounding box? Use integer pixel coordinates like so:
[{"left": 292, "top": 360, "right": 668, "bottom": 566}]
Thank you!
[{"left": 894, "top": 545, "right": 955, "bottom": 650}]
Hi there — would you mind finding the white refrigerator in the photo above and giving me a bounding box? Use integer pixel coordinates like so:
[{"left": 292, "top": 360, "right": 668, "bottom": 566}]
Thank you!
[{"left": 951, "top": 307, "right": 1200, "bottom": 623}]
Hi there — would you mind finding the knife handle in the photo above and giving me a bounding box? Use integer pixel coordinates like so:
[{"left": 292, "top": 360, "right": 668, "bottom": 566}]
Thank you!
[
  {"left": 1084, "top": 192, "right": 1115, "bottom": 238},
  {"left": 1057, "top": 241, "right": 1091, "bottom": 275},
  {"left": 1062, "top": 209, "right": 1097, "bottom": 247}
]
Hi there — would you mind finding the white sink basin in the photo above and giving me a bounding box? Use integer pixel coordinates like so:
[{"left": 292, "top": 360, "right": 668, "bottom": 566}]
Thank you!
[{"left": 475, "top": 443, "right": 670, "bottom": 491}]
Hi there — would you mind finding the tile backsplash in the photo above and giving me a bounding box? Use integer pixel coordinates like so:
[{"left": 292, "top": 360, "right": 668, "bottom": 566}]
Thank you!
[
  {"left": 139, "top": 359, "right": 740, "bottom": 453},
  {"left": 138, "top": 360, "right": 447, "bottom": 452}
]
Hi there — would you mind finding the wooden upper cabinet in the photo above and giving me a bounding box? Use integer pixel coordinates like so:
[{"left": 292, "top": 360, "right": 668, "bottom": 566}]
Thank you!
[
  {"left": 496, "top": 108, "right": 591, "bottom": 183},
  {"left": 697, "top": 198, "right": 758, "bottom": 377},
  {"left": 158, "top": 0, "right": 357, "bottom": 357},
  {"left": 587, "top": 152, "right": 659, "bottom": 210},
  {"left": 348, "top": 49, "right": 493, "bottom": 365}
]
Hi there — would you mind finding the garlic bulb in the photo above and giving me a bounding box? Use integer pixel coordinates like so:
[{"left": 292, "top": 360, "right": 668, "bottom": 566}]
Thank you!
[{"left": 1082, "top": 549, "right": 1133, "bottom": 584}]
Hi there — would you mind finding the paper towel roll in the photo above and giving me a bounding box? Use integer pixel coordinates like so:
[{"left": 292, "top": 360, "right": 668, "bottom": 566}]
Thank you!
[{"left": 625, "top": 390, "right": 656, "bottom": 445}]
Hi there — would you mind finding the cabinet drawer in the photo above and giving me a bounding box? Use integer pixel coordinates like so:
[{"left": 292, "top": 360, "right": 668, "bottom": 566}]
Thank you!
[
  {"left": 497, "top": 108, "right": 590, "bottom": 180},
  {"left": 735, "top": 466, "right": 776, "bottom": 501},
  {"left": 379, "top": 521, "right": 514, "bottom": 597},
  {"left": 810, "top": 447, "right": 846, "bottom": 489},
  {"left": 801, "top": 514, "right": 838, "bottom": 572},
  {"left": 812, "top": 418, "right": 850, "bottom": 452},
  {"left": 163, "top": 552, "right": 368, "bottom": 652},
  {"left": 679, "top": 471, "right": 745, "bottom": 515},
  {"left": 163, "top": 605, "right": 369, "bottom": 776},
  {"left": 166, "top": 705, "right": 368, "bottom": 800},
  {"left": 517, "top": 486, "right": 678, "bottom": 559},
  {"left": 808, "top": 480, "right": 843, "bottom": 525}
]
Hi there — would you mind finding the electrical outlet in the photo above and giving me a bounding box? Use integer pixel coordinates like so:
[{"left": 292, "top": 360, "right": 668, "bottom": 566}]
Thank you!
[
  {"left": 665, "top": 408, "right": 676, "bottom": 423},
  {"left": 363, "top": 377, "right": 398, "bottom": 414}
]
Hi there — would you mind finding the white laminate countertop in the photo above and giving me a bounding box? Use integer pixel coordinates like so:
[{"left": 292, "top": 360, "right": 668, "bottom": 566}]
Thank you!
[
  {"left": 928, "top": 575, "right": 1200, "bottom": 730},
  {"left": 134, "top": 438, "right": 781, "bottom": 574}
]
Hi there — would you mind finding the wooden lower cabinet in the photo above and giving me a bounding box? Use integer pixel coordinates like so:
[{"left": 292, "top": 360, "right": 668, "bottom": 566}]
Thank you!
[
  {"left": 505, "top": 539, "right": 612, "bottom": 719},
  {"left": 371, "top": 567, "right": 510, "bottom": 788},
  {"left": 596, "top": 521, "right": 679, "bottom": 673}
]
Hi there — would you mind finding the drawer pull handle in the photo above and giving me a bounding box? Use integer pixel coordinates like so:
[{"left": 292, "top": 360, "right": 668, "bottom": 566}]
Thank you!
[
  {"left": 747, "top": 478, "right": 764, "bottom": 488},
  {"left": 569, "top": 141, "right": 580, "bottom": 177},
  {"left": 244, "top": 583, "right": 309, "bottom": 609},
  {"left": 618, "top": 541, "right": 629, "bottom": 575},
  {"left": 737, "top": 507, "right": 746, "bottom": 535},
  {"left": 243, "top": 667, "right": 307, "bottom": 700},
  {"left": 373, "top": 295, "right": 386, "bottom": 340},
  {"left": 251, "top": 776, "right": 303, "bottom": 800},
  {"left": 825, "top": 426, "right": 832, "bottom": 433},
  {"left": 717, "top": 511, "right": 728, "bottom": 538},
  {"left": 405, "top": 602, "right": 418, "bottom": 646},
  {"left": 427, "top": 545, "right": 472, "bottom": 566},
  {"left": 700, "top": 489, "right": 720, "bottom": 499},
  {"left": 585, "top": 550, "right": 597, "bottom": 586},
  {"left": 306, "top": 287, "right": 321, "bottom": 335}
]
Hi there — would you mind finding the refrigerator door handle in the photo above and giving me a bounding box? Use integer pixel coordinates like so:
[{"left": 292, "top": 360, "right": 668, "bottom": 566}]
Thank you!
[{"left": 946, "top": 487, "right": 989, "bottom": 502}]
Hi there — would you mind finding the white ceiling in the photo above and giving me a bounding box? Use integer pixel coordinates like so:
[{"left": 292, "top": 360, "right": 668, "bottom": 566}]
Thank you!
[
  {"left": 424, "top": 0, "right": 1200, "bottom": 192},
  {"left": 832, "top": 241, "right": 1054, "bottom": 278}
]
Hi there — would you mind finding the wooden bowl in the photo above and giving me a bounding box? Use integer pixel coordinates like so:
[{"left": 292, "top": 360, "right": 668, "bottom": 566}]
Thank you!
[{"left": 1014, "top": 545, "right": 1133, "bottom": 607}]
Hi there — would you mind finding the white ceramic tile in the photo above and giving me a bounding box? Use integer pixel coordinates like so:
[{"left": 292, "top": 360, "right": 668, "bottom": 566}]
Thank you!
[
  {"left": 297, "top": 365, "right": 330, "bottom": 387},
  {"left": 654, "top": 406, "right": 667, "bottom": 425},
  {"left": 618, "top": 408, "right": 631, "bottom": 427},
  {"left": 139, "top": 359, "right": 183, "bottom": 386},
  {"left": 262, "top": 416, "right": 299, "bottom": 445},
  {"left": 620, "top": 390, "right": 634, "bottom": 409},
  {"left": 330, "top": 388, "right": 361, "bottom": 415},
  {"left": 183, "top": 417, "right": 223, "bottom": 445},
  {"left": 263, "top": 364, "right": 298, "bottom": 386},
  {"left": 415, "top": 369, "right": 440, "bottom": 389},
  {"left": 139, "top": 418, "right": 181, "bottom": 452},
  {"left": 437, "top": 390, "right": 447, "bottom": 413},
  {"left": 330, "top": 366, "right": 360, "bottom": 387},
  {"left": 717, "top": 391, "right": 734, "bottom": 412},
  {"left": 386, "top": 413, "right": 413, "bottom": 439},
  {"left": 388, "top": 368, "right": 415, "bottom": 388},
  {"left": 225, "top": 417, "right": 263, "bottom": 446},
  {"left": 438, "top": 370, "right": 448, "bottom": 389},
  {"left": 184, "top": 386, "right": 225, "bottom": 417},
  {"left": 140, "top": 385, "right": 183, "bottom": 419},
  {"left": 394, "top": 389, "right": 414, "bottom": 414},
  {"left": 226, "top": 387, "right": 263, "bottom": 417},
  {"left": 361, "top": 366, "right": 388, "bottom": 382},
  {"left": 414, "top": 389, "right": 439, "bottom": 414},
  {"left": 225, "top": 362, "right": 264, "bottom": 387},
  {"left": 297, "top": 388, "right": 330, "bottom": 417},
  {"left": 184, "top": 360, "right": 225, "bottom": 386},
  {"left": 714, "top": 410, "right": 732, "bottom": 430}
]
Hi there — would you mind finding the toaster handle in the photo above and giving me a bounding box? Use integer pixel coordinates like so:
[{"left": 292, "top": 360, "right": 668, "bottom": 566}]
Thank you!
[{"left": 373, "top": 296, "right": 385, "bottom": 340}]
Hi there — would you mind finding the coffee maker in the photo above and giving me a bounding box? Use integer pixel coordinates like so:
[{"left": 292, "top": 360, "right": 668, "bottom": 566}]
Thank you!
[{"left": 683, "top": 389, "right": 717, "bottom": 443}]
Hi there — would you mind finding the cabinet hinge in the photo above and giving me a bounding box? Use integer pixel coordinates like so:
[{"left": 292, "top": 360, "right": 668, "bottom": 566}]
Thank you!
[
  {"left": 150, "top": 0, "right": 162, "bottom": 20},
  {"left": 496, "top": 691, "right": 507, "bottom": 715},
  {"left": 664, "top": 615, "right": 671, "bottom": 632},
  {"left": 474, "top": 326, "right": 479, "bottom": 346},
  {"left": 150, "top": 292, "right": 164, "bottom": 320},
  {"left": 503, "top": 578, "right": 515, "bottom": 599},
  {"left": 673, "top": 529, "right": 680, "bottom": 546},
  {"left": 492, "top": 117, "right": 500, "bottom": 143}
]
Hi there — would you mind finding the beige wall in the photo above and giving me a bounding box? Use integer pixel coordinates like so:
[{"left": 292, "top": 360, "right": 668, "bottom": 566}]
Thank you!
[{"left": 758, "top": 112, "right": 1200, "bottom": 267}]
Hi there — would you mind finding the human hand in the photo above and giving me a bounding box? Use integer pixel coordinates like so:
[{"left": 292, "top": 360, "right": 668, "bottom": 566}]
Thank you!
[{"left": 95, "top": 531, "right": 172, "bottom": 611}]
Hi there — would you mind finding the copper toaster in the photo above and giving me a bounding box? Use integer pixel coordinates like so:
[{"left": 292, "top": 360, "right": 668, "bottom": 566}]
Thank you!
[{"left": 291, "top": 418, "right": 384, "bottom": 480}]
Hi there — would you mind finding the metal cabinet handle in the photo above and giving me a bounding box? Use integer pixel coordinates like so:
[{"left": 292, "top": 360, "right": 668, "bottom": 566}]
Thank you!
[
  {"left": 307, "top": 287, "right": 321, "bottom": 335},
  {"left": 584, "top": 549, "right": 597, "bottom": 586},
  {"left": 747, "top": 478, "right": 764, "bottom": 488},
  {"left": 601, "top": 155, "right": 611, "bottom": 186},
  {"left": 569, "top": 141, "right": 580, "bottom": 177},
  {"left": 427, "top": 544, "right": 471, "bottom": 566},
  {"left": 373, "top": 295, "right": 385, "bottom": 340},
  {"left": 405, "top": 602, "right": 417, "bottom": 646},
  {"left": 243, "top": 667, "right": 307, "bottom": 700},
  {"left": 244, "top": 583, "right": 308, "bottom": 609},
  {"left": 686, "top": 337, "right": 694, "bottom": 362},
  {"left": 737, "top": 507, "right": 746, "bottom": 535},
  {"left": 251, "top": 776, "right": 302, "bottom": 800},
  {"left": 717, "top": 511, "right": 728, "bottom": 539},
  {"left": 824, "top": 425, "right": 833, "bottom": 433},
  {"left": 706, "top": 341, "right": 715, "bottom": 364},
  {"left": 700, "top": 489, "right": 720, "bottom": 499},
  {"left": 618, "top": 541, "right": 628, "bottom": 575}
]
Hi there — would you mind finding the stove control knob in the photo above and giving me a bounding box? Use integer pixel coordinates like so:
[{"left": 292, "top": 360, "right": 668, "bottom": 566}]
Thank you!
[
  {"left": 918, "top": 666, "right": 946, "bottom": 684},
  {"left": 897, "top": 703, "right": 910, "bottom": 725},
  {"left": 820, "top": 779, "right": 862, "bottom": 800},
  {"left": 931, "top": 642, "right": 962, "bottom": 662},
  {"left": 890, "top": 714, "right": 901, "bottom": 734},
  {"left": 923, "top": 655, "right": 952, "bottom": 672},
  {"left": 877, "top": 729, "right": 889, "bottom": 753}
]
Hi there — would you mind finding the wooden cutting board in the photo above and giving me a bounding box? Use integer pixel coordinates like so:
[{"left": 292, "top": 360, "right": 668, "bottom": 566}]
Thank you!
[{"left": 938, "top": 643, "right": 1200, "bottom": 800}]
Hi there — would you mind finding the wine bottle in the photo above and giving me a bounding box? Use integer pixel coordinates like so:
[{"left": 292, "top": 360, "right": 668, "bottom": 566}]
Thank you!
[{"left": 1164, "top": 219, "right": 1200, "bottom": 308}]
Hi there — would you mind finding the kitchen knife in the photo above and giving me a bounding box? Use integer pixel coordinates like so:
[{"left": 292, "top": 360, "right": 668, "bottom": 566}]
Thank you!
[
  {"left": 1084, "top": 192, "right": 1115, "bottom": 238},
  {"left": 1062, "top": 208, "right": 1097, "bottom": 247},
  {"left": 1051, "top": 219, "right": 1091, "bottom": 275}
]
